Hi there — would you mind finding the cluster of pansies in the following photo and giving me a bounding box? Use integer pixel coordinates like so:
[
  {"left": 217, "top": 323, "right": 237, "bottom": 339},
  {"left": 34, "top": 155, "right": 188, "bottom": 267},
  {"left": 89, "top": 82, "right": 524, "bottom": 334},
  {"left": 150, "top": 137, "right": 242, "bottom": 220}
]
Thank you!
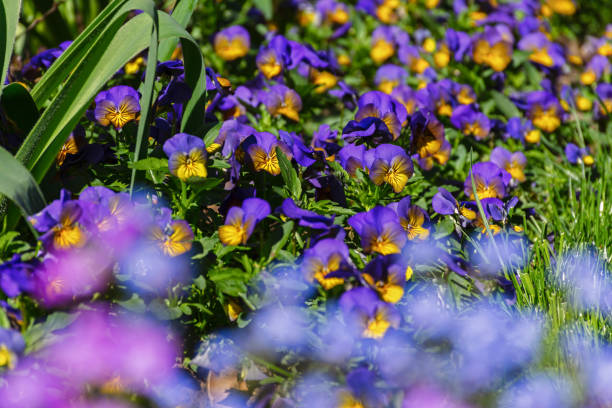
[{"left": 1, "top": 0, "right": 612, "bottom": 407}]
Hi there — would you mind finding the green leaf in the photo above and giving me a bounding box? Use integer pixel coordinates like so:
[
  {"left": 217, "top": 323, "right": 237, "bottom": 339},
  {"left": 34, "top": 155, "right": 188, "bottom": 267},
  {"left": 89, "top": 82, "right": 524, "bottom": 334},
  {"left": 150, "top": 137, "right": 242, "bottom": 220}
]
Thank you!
[
  {"left": 0, "top": 146, "right": 46, "bottom": 217},
  {"left": 116, "top": 293, "right": 147, "bottom": 313},
  {"left": 0, "top": 83, "right": 40, "bottom": 136},
  {"left": 208, "top": 267, "right": 248, "bottom": 297},
  {"left": 203, "top": 122, "right": 223, "bottom": 150},
  {"left": 158, "top": 0, "right": 198, "bottom": 61},
  {"left": 253, "top": 0, "right": 273, "bottom": 20},
  {"left": 276, "top": 147, "right": 301, "bottom": 201},
  {"left": 491, "top": 90, "right": 520, "bottom": 119},
  {"left": 129, "top": 157, "right": 169, "bottom": 171},
  {"left": 0, "top": 0, "right": 21, "bottom": 100},
  {"left": 268, "top": 221, "right": 294, "bottom": 262},
  {"left": 24, "top": 311, "right": 78, "bottom": 353},
  {"left": 434, "top": 218, "right": 455, "bottom": 239}
]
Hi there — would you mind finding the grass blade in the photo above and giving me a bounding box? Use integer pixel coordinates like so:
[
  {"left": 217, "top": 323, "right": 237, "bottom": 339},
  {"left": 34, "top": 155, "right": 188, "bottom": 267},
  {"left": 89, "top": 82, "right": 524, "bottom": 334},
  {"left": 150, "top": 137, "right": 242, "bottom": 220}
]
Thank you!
[{"left": 0, "top": 0, "right": 22, "bottom": 100}]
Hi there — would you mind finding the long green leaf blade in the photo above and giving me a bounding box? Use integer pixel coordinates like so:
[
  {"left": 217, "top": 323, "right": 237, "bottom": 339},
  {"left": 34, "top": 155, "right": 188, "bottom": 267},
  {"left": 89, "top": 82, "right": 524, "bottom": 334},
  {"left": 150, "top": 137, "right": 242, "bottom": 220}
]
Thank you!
[
  {"left": 158, "top": 0, "right": 197, "bottom": 61},
  {"left": 0, "top": 146, "right": 46, "bottom": 216},
  {"left": 0, "top": 0, "right": 22, "bottom": 100}
]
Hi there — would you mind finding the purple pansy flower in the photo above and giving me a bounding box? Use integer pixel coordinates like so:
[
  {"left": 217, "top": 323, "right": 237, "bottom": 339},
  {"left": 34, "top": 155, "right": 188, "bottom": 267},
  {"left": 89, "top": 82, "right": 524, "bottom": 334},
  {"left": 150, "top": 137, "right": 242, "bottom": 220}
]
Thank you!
[
  {"left": 367, "top": 144, "right": 413, "bottom": 193},
  {"left": 450, "top": 105, "right": 491, "bottom": 140},
  {"left": 218, "top": 198, "right": 271, "bottom": 246},
  {"left": 348, "top": 206, "right": 406, "bottom": 255},
  {"left": 214, "top": 25, "right": 250, "bottom": 61},
  {"left": 339, "top": 287, "right": 400, "bottom": 339},
  {"left": 94, "top": 86, "right": 140, "bottom": 129},
  {"left": 163, "top": 133, "right": 207, "bottom": 181},
  {"left": 490, "top": 147, "right": 527, "bottom": 183},
  {"left": 464, "top": 162, "right": 511, "bottom": 200},
  {"left": 301, "top": 238, "right": 351, "bottom": 290}
]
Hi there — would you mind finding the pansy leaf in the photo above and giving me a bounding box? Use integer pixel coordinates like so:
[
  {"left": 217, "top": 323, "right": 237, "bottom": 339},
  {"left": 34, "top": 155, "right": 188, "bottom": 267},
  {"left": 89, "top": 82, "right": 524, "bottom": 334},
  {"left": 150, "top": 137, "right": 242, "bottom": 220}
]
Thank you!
[
  {"left": 276, "top": 147, "right": 302, "bottom": 201},
  {"left": 491, "top": 91, "right": 521, "bottom": 119},
  {"left": 130, "top": 157, "right": 169, "bottom": 171}
]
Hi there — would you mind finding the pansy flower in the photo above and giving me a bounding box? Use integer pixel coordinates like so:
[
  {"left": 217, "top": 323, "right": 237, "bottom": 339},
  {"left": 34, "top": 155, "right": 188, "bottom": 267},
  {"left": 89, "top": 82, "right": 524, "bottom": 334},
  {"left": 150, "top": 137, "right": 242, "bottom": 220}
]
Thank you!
[
  {"left": 0, "top": 255, "right": 37, "bottom": 298},
  {"left": 521, "top": 91, "right": 563, "bottom": 133},
  {"left": 357, "top": 0, "right": 402, "bottom": 24},
  {"left": 450, "top": 105, "right": 491, "bottom": 140},
  {"left": 94, "top": 85, "right": 140, "bottom": 129},
  {"left": 149, "top": 208, "right": 194, "bottom": 257},
  {"left": 367, "top": 144, "right": 413, "bottom": 193},
  {"left": 506, "top": 117, "right": 541, "bottom": 144},
  {"left": 219, "top": 198, "right": 270, "bottom": 246},
  {"left": 361, "top": 254, "right": 409, "bottom": 303},
  {"left": 0, "top": 328, "right": 25, "bottom": 370},
  {"left": 580, "top": 55, "right": 609, "bottom": 86},
  {"left": 410, "top": 109, "right": 445, "bottom": 156},
  {"left": 215, "top": 119, "right": 255, "bottom": 157},
  {"left": 391, "top": 85, "right": 419, "bottom": 115},
  {"left": 370, "top": 26, "right": 396, "bottom": 64},
  {"left": 309, "top": 67, "right": 338, "bottom": 94},
  {"left": 279, "top": 198, "right": 335, "bottom": 230},
  {"left": 542, "top": 0, "right": 576, "bottom": 16},
  {"left": 244, "top": 131, "right": 291, "bottom": 176},
  {"left": 56, "top": 126, "right": 85, "bottom": 166},
  {"left": 213, "top": 25, "right": 250, "bottom": 61},
  {"left": 464, "top": 162, "right": 511, "bottom": 200},
  {"left": 316, "top": 0, "right": 350, "bottom": 25},
  {"left": 518, "top": 33, "right": 565, "bottom": 69},
  {"left": 339, "top": 287, "right": 400, "bottom": 339},
  {"left": 352, "top": 91, "right": 408, "bottom": 141},
  {"left": 263, "top": 84, "right": 302, "bottom": 122},
  {"left": 565, "top": 143, "right": 594, "bottom": 166},
  {"left": 490, "top": 147, "right": 527, "bottom": 183},
  {"left": 388, "top": 196, "right": 430, "bottom": 241},
  {"left": 399, "top": 44, "right": 431, "bottom": 75},
  {"left": 432, "top": 187, "right": 459, "bottom": 215},
  {"left": 471, "top": 26, "right": 513, "bottom": 72},
  {"left": 451, "top": 82, "right": 477, "bottom": 105},
  {"left": 337, "top": 143, "right": 367, "bottom": 176},
  {"left": 78, "top": 186, "right": 132, "bottom": 237},
  {"left": 375, "top": 64, "right": 407, "bottom": 94},
  {"left": 301, "top": 238, "right": 350, "bottom": 290},
  {"left": 163, "top": 133, "right": 207, "bottom": 181},
  {"left": 348, "top": 206, "right": 406, "bottom": 255},
  {"left": 256, "top": 47, "right": 284, "bottom": 80},
  {"left": 29, "top": 190, "right": 89, "bottom": 252},
  {"left": 416, "top": 83, "right": 454, "bottom": 117},
  {"left": 446, "top": 28, "right": 471, "bottom": 62}
]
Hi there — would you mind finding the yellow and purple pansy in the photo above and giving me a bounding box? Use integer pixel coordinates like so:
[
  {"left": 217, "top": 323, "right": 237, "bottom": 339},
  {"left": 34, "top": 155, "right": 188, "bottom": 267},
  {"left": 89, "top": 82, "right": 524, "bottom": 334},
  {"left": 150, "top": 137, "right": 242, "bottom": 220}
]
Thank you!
[
  {"left": 301, "top": 238, "right": 351, "bottom": 290},
  {"left": 213, "top": 25, "right": 250, "bottom": 61},
  {"left": 163, "top": 133, "right": 208, "bottom": 181},
  {"left": 149, "top": 208, "right": 194, "bottom": 257},
  {"left": 262, "top": 84, "right": 303, "bottom": 122},
  {"left": 348, "top": 206, "right": 406, "bottom": 255},
  {"left": 450, "top": 104, "right": 491, "bottom": 140},
  {"left": 464, "top": 162, "right": 511, "bottom": 200},
  {"left": 29, "top": 190, "right": 89, "bottom": 252},
  {"left": 339, "top": 287, "right": 400, "bottom": 339},
  {"left": 361, "top": 254, "right": 408, "bottom": 303},
  {"left": 218, "top": 198, "right": 271, "bottom": 246},
  {"left": 490, "top": 147, "right": 527, "bottom": 183},
  {"left": 367, "top": 144, "right": 414, "bottom": 193},
  {"left": 94, "top": 85, "right": 140, "bottom": 129},
  {"left": 388, "top": 196, "right": 430, "bottom": 241}
]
